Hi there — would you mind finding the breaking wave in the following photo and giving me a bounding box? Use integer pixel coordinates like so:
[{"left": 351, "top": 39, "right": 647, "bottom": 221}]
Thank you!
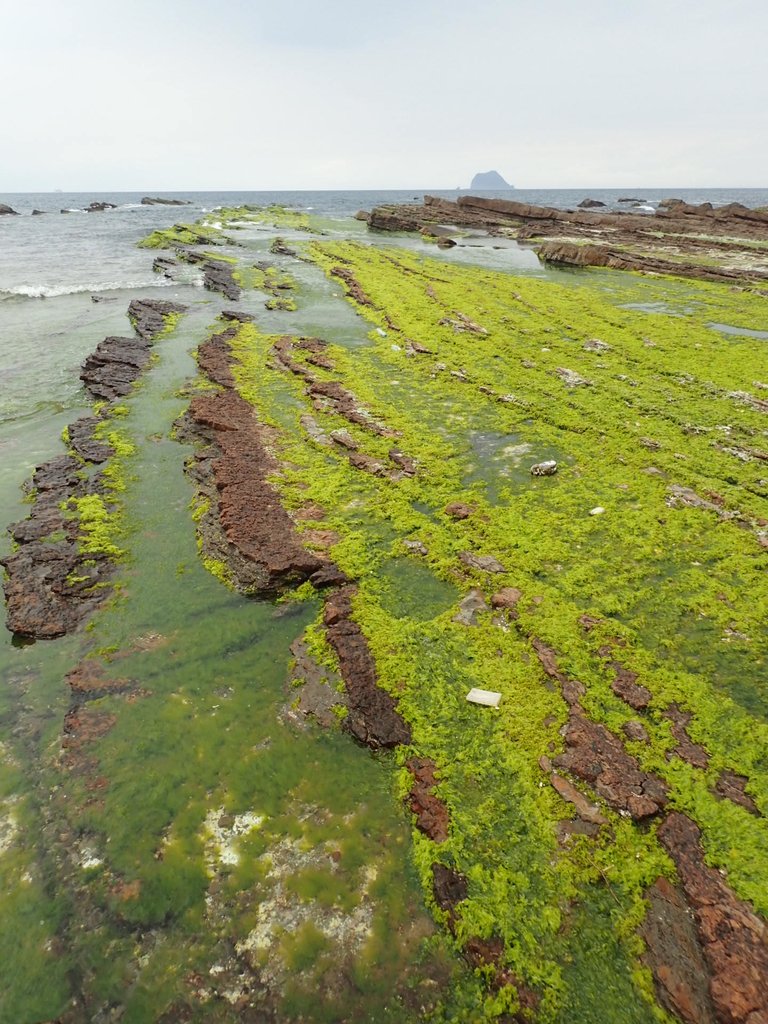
[{"left": 0, "top": 279, "right": 173, "bottom": 300}]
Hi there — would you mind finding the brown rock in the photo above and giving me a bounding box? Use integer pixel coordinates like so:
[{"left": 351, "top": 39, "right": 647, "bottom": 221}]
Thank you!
[
  {"left": 323, "top": 585, "right": 411, "bottom": 749},
  {"left": 610, "top": 663, "right": 652, "bottom": 710},
  {"left": 549, "top": 773, "right": 607, "bottom": 825},
  {"left": 658, "top": 812, "right": 768, "bottom": 1024},
  {"left": 491, "top": 587, "right": 523, "bottom": 611},
  {"left": 407, "top": 757, "right": 449, "bottom": 842},
  {"left": 187, "top": 389, "right": 323, "bottom": 592},
  {"left": 623, "top": 719, "right": 650, "bottom": 743},
  {"left": 640, "top": 877, "right": 716, "bottom": 1024},
  {"left": 432, "top": 862, "right": 468, "bottom": 913},
  {"left": 713, "top": 769, "right": 760, "bottom": 816},
  {"left": 554, "top": 713, "right": 668, "bottom": 819},
  {"left": 445, "top": 502, "right": 475, "bottom": 520},
  {"left": 663, "top": 704, "right": 709, "bottom": 769}
]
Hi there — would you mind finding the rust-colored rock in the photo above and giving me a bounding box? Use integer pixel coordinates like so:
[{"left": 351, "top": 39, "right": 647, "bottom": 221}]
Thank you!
[
  {"left": 554, "top": 713, "right": 668, "bottom": 819},
  {"left": 531, "top": 638, "right": 585, "bottom": 706},
  {"left": 491, "top": 587, "right": 523, "bottom": 613},
  {"left": 196, "top": 327, "right": 237, "bottom": 388},
  {"left": 640, "top": 876, "right": 716, "bottom": 1024},
  {"left": 407, "top": 757, "right": 449, "bottom": 842},
  {"left": 610, "top": 662, "right": 652, "bottom": 710},
  {"left": 714, "top": 770, "right": 760, "bottom": 816},
  {"left": 187, "top": 390, "right": 323, "bottom": 593},
  {"left": 323, "top": 585, "right": 411, "bottom": 749},
  {"left": 663, "top": 704, "right": 710, "bottom": 769},
  {"left": 445, "top": 502, "right": 475, "bottom": 520},
  {"left": 658, "top": 812, "right": 768, "bottom": 1024},
  {"left": 548, "top": 772, "right": 607, "bottom": 826}
]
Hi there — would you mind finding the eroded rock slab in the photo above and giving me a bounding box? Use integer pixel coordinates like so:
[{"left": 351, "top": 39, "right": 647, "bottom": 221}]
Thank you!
[
  {"left": 323, "top": 585, "right": 411, "bottom": 749},
  {"left": 80, "top": 336, "right": 152, "bottom": 401},
  {"left": 640, "top": 877, "right": 716, "bottom": 1024},
  {"left": 554, "top": 713, "right": 668, "bottom": 819},
  {"left": 128, "top": 298, "right": 187, "bottom": 341},
  {"left": 186, "top": 390, "right": 323, "bottom": 593},
  {"left": 407, "top": 757, "right": 449, "bottom": 842},
  {"left": 658, "top": 812, "right": 768, "bottom": 1024}
]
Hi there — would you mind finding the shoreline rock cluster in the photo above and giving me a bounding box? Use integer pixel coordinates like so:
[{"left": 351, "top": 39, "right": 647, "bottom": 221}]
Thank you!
[
  {"left": 1, "top": 299, "right": 186, "bottom": 639},
  {"left": 360, "top": 194, "right": 768, "bottom": 284}
]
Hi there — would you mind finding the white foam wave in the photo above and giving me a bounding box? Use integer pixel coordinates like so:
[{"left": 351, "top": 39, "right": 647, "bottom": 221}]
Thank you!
[{"left": 0, "top": 279, "right": 173, "bottom": 300}]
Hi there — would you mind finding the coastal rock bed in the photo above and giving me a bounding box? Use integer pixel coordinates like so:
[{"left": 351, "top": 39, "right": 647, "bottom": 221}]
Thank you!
[
  {"left": 157, "top": 208, "right": 768, "bottom": 1019},
  {"left": 1, "top": 298, "right": 186, "bottom": 638},
  {"left": 2, "top": 203, "right": 768, "bottom": 1023},
  {"left": 362, "top": 194, "right": 768, "bottom": 283}
]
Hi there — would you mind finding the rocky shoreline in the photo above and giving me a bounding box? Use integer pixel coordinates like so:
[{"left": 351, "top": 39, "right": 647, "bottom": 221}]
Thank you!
[
  {"left": 1, "top": 298, "right": 185, "bottom": 639},
  {"left": 360, "top": 194, "right": 768, "bottom": 284}
]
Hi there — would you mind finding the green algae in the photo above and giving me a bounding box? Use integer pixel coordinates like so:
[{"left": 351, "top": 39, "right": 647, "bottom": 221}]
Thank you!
[{"left": 208, "top": 243, "right": 768, "bottom": 1019}]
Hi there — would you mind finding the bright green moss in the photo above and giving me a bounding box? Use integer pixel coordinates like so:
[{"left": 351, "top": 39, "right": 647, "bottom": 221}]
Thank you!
[
  {"left": 65, "top": 494, "right": 124, "bottom": 560},
  {"left": 210, "top": 244, "right": 768, "bottom": 1020}
]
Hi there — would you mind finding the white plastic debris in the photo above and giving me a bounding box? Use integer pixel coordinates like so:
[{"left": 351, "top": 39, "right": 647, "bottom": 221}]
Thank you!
[
  {"left": 466, "top": 688, "right": 502, "bottom": 708},
  {"left": 375, "top": 327, "right": 387, "bottom": 337},
  {"left": 589, "top": 506, "right": 606, "bottom": 516}
]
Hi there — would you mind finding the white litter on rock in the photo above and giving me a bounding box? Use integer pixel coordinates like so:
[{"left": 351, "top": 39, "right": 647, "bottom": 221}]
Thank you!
[
  {"left": 466, "top": 688, "right": 502, "bottom": 708},
  {"left": 589, "top": 506, "right": 606, "bottom": 516},
  {"left": 375, "top": 327, "right": 387, "bottom": 337}
]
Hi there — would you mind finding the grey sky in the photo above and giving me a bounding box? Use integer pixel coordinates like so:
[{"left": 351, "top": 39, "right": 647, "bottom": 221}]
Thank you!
[{"left": 2, "top": 0, "right": 766, "bottom": 190}]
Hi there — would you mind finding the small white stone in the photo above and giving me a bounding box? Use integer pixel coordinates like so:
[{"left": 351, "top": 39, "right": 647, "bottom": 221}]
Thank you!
[
  {"left": 466, "top": 688, "right": 502, "bottom": 708},
  {"left": 589, "top": 506, "right": 605, "bottom": 516}
]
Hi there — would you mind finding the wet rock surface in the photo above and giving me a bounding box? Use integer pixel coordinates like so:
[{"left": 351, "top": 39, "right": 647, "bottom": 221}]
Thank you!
[
  {"left": 658, "top": 812, "right": 768, "bottom": 1024},
  {"left": 177, "top": 248, "right": 241, "bottom": 301},
  {"left": 362, "top": 193, "right": 768, "bottom": 284},
  {"left": 323, "top": 585, "right": 411, "bottom": 749},
  {"left": 554, "top": 712, "right": 668, "bottom": 819},
  {"left": 128, "top": 298, "right": 187, "bottom": 341},
  {"left": 186, "top": 389, "right": 324, "bottom": 593},
  {"left": 407, "top": 756, "right": 449, "bottom": 842},
  {"left": 80, "top": 335, "right": 152, "bottom": 401},
  {"left": 640, "top": 876, "right": 716, "bottom": 1024},
  {"left": 3, "top": 299, "right": 185, "bottom": 639}
]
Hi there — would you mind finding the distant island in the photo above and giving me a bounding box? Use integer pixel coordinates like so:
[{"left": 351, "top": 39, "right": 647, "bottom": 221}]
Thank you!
[{"left": 469, "top": 170, "right": 513, "bottom": 189}]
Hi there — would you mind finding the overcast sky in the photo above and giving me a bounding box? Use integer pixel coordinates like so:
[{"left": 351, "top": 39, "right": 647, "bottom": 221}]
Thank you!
[{"left": 2, "top": 0, "right": 766, "bottom": 191}]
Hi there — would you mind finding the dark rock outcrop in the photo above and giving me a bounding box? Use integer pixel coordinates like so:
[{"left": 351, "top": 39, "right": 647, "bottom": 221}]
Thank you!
[
  {"left": 128, "top": 298, "right": 187, "bottom": 341},
  {"left": 324, "top": 585, "right": 411, "bottom": 749},
  {"left": 359, "top": 194, "right": 768, "bottom": 285},
  {"left": 176, "top": 248, "right": 241, "bottom": 301},
  {"left": 640, "top": 877, "right": 716, "bottom": 1024},
  {"left": 0, "top": 203, "right": 19, "bottom": 215},
  {"left": 577, "top": 199, "right": 607, "bottom": 208},
  {"left": 140, "top": 196, "right": 191, "bottom": 206},
  {"left": 80, "top": 336, "right": 152, "bottom": 402},
  {"left": 658, "top": 812, "right": 768, "bottom": 1024}
]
